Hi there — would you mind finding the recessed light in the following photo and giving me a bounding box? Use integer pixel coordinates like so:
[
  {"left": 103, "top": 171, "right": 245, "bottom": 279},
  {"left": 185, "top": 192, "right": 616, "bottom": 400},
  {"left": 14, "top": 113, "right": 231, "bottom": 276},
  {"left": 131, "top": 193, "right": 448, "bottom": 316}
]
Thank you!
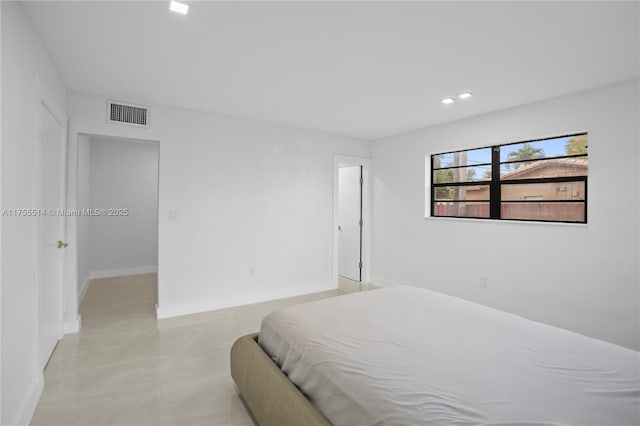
[
  {"left": 441, "top": 98, "right": 455, "bottom": 105},
  {"left": 458, "top": 92, "right": 473, "bottom": 99},
  {"left": 169, "top": 1, "right": 189, "bottom": 15}
]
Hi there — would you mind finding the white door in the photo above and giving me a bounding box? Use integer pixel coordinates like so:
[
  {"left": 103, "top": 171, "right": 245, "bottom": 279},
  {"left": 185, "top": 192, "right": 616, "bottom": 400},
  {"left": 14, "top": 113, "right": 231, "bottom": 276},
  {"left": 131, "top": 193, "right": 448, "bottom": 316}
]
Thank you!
[
  {"left": 37, "top": 103, "right": 66, "bottom": 370},
  {"left": 338, "top": 166, "right": 362, "bottom": 281}
]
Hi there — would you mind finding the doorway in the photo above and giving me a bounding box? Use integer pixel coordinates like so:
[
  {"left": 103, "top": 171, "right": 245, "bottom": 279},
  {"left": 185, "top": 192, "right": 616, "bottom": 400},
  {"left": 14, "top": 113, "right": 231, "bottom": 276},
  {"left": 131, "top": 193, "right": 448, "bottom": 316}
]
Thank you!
[
  {"left": 338, "top": 165, "right": 363, "bottom": 281},
  {"left": 75, "top": 135, "right": 159, "bottom": 317},
  {"left": 333, "top": 155, "right": 371, "bottom": 289},
  {"left": 35, "top": 83, "right": 68, "bottom": 370}
]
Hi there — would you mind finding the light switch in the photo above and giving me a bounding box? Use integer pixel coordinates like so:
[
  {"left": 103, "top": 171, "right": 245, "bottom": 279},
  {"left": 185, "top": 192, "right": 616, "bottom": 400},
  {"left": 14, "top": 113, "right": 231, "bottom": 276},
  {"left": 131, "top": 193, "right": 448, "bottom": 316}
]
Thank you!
[{"left": 169, "top": 209, "right": 177, "bottom": 222}]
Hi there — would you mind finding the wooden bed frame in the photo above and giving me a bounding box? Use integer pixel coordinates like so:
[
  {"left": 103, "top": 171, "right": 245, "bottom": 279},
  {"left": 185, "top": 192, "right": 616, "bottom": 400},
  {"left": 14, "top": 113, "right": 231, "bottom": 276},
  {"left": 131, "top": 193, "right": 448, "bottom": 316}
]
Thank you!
[{"left": 230, "top": 333, "right": 331, "bottom": 426}]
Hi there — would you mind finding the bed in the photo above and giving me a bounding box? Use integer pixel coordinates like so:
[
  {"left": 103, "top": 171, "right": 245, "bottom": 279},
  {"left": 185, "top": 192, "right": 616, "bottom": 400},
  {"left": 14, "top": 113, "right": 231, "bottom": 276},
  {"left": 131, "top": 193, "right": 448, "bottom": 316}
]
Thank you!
[{"left": 230, "top": 285, "right": 640, "bottom": 425}]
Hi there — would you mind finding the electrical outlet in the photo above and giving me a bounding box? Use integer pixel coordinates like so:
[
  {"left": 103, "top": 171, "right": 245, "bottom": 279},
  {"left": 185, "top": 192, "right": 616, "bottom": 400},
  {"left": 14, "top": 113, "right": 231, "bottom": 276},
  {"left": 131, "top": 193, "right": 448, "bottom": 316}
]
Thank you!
[{"left": 480, "top": 276, "right": 488, "bottom": 288}]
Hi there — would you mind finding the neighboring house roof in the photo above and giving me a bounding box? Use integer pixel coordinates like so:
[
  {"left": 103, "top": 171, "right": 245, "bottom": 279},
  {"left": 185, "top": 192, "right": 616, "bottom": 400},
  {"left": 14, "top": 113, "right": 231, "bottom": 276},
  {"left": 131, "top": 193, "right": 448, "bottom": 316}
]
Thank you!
[
  {"left": 501, "top": 157, "right": 588, "bottom": 180},
  {"left": 464, "top": 158, "right": 587, "bottom": 193}
]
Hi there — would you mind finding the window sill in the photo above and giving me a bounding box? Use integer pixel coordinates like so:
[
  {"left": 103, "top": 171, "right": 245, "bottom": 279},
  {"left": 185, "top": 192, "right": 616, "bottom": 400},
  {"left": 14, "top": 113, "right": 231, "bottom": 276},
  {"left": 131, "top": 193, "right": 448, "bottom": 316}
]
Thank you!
[{"left": 424, "top": 215, "right": 588, "bottom": 228}]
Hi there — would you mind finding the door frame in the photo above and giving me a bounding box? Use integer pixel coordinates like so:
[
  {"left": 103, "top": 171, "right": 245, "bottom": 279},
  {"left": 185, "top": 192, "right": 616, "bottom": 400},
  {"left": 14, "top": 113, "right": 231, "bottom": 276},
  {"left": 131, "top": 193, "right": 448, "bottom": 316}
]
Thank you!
[
  {"left": 32, "top": 75, "right": 68, "bottom": 367},
  {"left": 333, "top": 155, "right": 371, "bottom": 285}
]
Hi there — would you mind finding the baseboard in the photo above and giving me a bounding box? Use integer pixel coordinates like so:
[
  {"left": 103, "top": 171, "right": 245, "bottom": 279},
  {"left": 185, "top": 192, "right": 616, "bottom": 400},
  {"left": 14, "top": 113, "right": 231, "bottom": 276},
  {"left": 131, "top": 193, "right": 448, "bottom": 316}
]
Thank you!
[
  {"left": 369, "top": 276, "right": 402, "bottom": 287},
  {"left": 89, "top": 265, "right": 158, "bottom": 280},
  {"left": 63, "top": 315, "right": 81, "bottom": 334},
  {"left": 156, "top": 281, "right": 336, "bottom": 319},
  {"left": 10, "top": 372, "right": 44, "bottom": 426},
  {"left": 78, "top": 275, "right": 91, "bottom": 304}
]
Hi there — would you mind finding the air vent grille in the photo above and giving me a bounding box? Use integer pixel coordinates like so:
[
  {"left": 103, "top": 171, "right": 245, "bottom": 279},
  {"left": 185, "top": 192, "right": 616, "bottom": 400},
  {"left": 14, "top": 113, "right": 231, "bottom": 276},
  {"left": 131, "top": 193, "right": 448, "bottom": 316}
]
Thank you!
[{"left": 107, "top": 101, "right": 149, "bottom": 128}]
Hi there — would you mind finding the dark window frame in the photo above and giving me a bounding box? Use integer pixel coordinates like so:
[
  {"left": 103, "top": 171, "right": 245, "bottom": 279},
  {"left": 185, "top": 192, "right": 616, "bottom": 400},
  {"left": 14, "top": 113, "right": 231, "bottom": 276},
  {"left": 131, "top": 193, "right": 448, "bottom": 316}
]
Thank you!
[{"left": 430, "top": 133, "right": 588, "bottom": 224}]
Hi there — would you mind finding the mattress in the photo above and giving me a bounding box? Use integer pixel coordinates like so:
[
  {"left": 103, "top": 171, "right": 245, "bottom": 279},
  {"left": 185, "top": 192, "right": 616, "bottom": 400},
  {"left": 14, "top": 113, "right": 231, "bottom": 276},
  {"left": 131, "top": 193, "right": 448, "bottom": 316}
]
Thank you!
[{"left": 258, "top": 285, "right": 640, "bottom": 425}]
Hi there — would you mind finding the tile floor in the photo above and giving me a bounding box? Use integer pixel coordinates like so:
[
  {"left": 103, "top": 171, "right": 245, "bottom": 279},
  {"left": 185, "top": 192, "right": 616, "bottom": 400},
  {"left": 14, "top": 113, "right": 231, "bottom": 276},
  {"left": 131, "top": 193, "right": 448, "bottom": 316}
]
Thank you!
[{"left": 31, "top": 274, "right": 351, "bottom": 425}]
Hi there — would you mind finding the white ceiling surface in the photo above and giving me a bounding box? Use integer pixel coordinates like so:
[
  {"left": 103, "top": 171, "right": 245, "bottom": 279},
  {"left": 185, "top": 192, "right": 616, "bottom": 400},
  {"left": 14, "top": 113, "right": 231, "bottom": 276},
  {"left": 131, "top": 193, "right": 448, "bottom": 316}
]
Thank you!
[{"left": 21, "top": 1, "right": 640, "bottom": 140}]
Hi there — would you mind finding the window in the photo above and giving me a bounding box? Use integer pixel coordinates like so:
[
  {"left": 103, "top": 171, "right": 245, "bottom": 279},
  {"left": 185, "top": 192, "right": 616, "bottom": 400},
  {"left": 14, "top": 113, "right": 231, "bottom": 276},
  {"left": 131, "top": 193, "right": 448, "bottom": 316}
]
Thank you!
[{"left": 430, "top": 133, "right": 588, "bottom": 223}]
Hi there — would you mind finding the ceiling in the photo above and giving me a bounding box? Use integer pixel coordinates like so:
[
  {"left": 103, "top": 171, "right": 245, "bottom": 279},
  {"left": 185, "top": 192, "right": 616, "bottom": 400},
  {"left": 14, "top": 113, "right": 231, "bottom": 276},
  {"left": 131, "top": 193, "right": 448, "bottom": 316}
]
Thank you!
[{"left": 21, "top": 1, "right": 639, "bottom": 140}]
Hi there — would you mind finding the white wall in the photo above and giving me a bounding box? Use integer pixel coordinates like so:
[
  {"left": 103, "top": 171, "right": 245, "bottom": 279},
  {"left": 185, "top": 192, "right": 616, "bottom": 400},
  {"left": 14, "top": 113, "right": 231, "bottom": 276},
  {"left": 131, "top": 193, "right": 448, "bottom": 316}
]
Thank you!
[
  {"left": 0, "top": 3, "right": 4, "bottom": 424},
  {"left": 0, "top": 4, "right": 4, "bottom": 424},
  {"left": 76, "top": 135, "right": 91, "bottom": 299},
  {"left": 85, "top": 136, "right": 158, "bottom": 281},
  {"left": 66, "top": 91, "right": 371, "bottom": 320},
  {"left": 371, "top": 79, "right": 640, "bottom": 350},
  {"left": 1, "top": 2, "right": 68, "bottom": 424}
]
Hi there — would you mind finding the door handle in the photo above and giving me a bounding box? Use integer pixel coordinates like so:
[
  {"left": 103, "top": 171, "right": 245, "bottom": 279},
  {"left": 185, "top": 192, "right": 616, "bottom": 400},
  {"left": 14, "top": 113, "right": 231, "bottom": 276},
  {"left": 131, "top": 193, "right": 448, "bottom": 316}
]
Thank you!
[
  {"left": 337, "top": 225, "right": 342, "bottom": 231},
  {"left": 57, "top": 240, "right": 69, "bottom": 249}
]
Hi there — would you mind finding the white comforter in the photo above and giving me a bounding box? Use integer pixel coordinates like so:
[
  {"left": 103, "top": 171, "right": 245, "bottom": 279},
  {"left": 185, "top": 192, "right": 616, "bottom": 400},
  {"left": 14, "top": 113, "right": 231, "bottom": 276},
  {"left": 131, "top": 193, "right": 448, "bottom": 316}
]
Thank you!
[{"left": 259, "top": 285, "right": 640, "bottom": 425}]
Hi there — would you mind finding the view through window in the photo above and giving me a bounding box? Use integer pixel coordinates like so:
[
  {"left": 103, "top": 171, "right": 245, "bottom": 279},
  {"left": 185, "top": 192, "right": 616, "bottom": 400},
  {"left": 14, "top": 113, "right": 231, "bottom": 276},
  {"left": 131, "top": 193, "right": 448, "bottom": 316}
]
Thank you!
[{"left": 430, "top": 133, "right": 588, "bottom": 223}]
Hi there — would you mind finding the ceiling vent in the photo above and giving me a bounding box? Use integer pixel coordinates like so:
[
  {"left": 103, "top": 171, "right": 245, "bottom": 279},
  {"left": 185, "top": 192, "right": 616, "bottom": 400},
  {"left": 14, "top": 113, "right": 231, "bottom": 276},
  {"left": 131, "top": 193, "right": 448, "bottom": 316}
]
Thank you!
[{"left": 107, "top": 101, "right": 149, "bottom": 128}]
